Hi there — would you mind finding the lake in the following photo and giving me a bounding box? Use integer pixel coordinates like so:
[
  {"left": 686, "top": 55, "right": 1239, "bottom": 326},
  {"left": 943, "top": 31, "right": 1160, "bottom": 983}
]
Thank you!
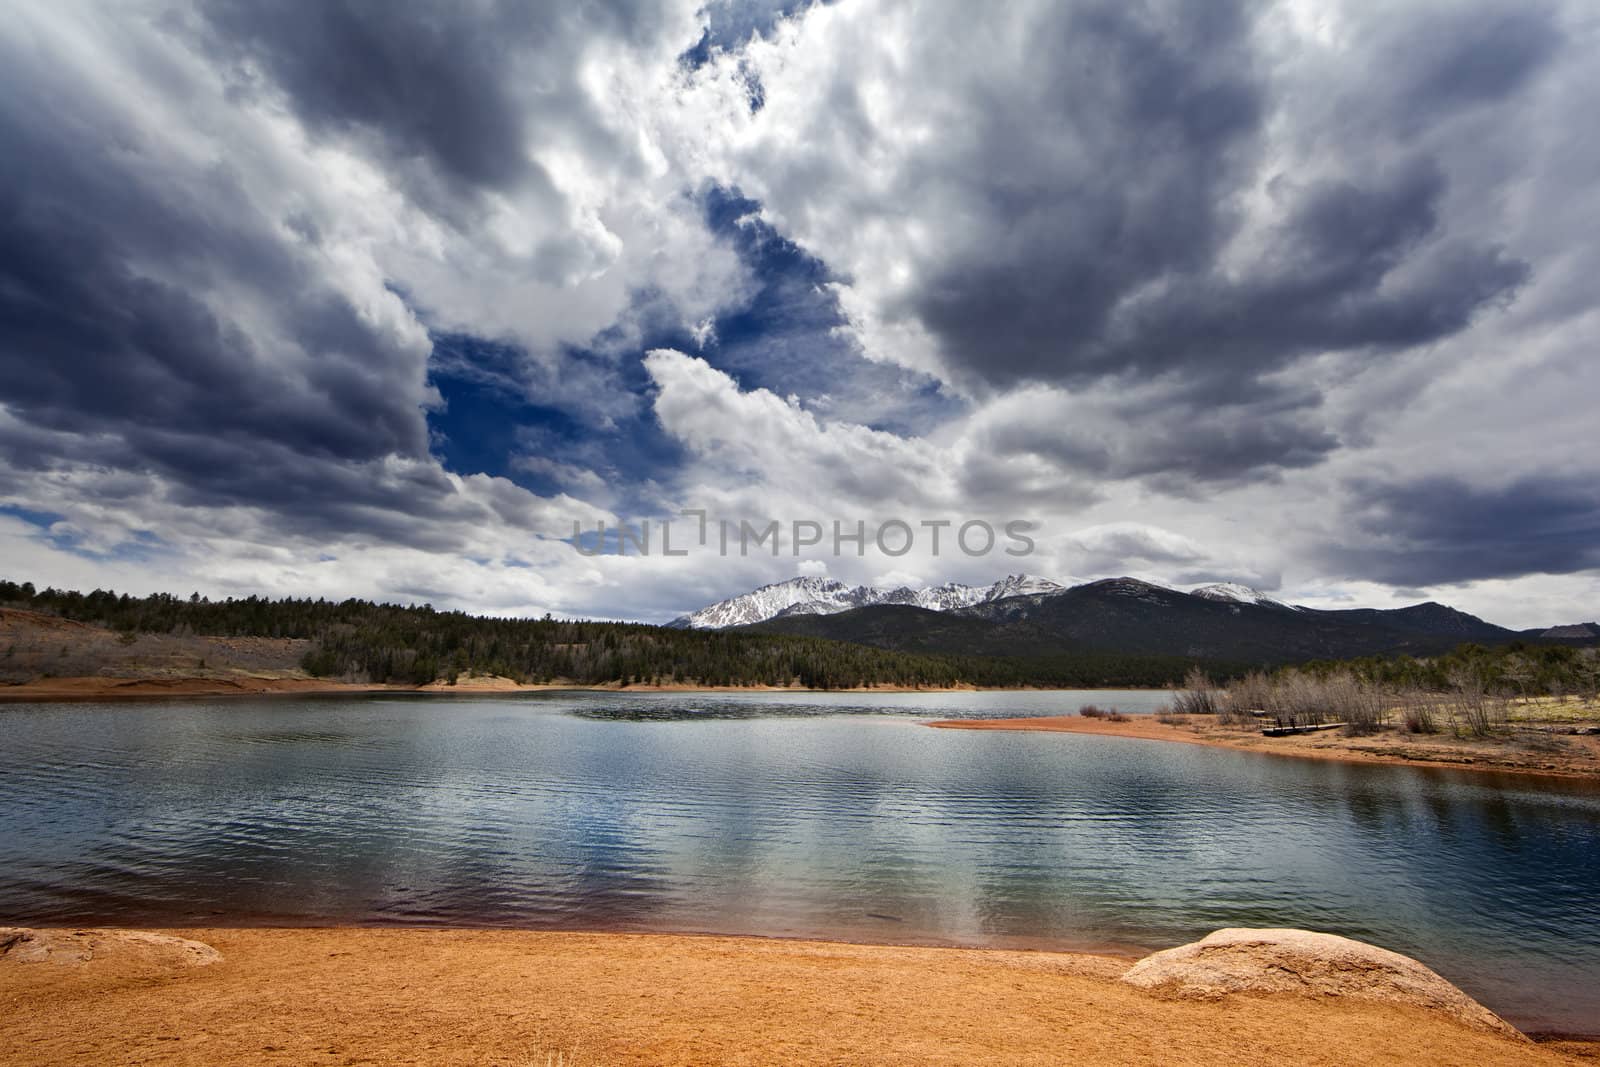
[{"left": 2, "top": 690, "right": 1597, "bottom": 1034}]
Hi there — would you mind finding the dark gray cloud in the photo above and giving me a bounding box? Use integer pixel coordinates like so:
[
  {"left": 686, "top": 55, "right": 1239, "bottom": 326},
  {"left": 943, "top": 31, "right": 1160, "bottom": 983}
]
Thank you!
[
  {"left": 975, "top": 377, "right": 1340, "bottom": 491},
  {"left": 908, "top": 1, "right": 1265, "bottom": 386},
  {"left": 1098, "top": 162, "right": 1530, "bottom": 378},
  {"left": 200, "top": 1, "right": 532, "bottom": 193},
  {"left": 1385, "top": 7, "right": 1562, "bottom": 129},
  {"left": 722, "top": 0, "right": 1566, "bottom": 486},
  {"left": 1326, "top": 475, "right": 1600, "bottom": 585},
  {"left": 0, "top": 411, "right": 567, "bottom": 555},
  {"left": 193, "top": 0, "right": 682, "bottom": 222},
  {"left": 199, "top": 1, "right": 550, "bottom": 195},
  {"left": 0, "top": 83, "right": 429, "bottom": 458},
  {"left": 0, "top": 14, "right": 451, "bottom": 547},
  {"left": 0, "top": 1, "right": 691, "bottom": 567},
  {"left": 0, "top": 202, "right": 427, "bottom": 465},
  {"left": 905, "top": 5, "right": 1539, "bottom": 393}
]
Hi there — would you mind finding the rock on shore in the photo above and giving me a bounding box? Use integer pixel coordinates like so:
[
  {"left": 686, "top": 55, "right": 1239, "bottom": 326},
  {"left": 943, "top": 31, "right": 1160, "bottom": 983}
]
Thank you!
[
  {"left": 0, "top": 928, "right": 221, "bottom": 968},
  {"left": 1121, "top": 927, "right": 1521, "bottom": 1038}
]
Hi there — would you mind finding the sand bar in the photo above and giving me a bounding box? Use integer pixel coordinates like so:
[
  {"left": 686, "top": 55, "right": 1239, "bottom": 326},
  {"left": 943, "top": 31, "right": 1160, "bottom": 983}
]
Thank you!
[{"left": 927, "top": 715, "right": 1600, "bottom": 782}]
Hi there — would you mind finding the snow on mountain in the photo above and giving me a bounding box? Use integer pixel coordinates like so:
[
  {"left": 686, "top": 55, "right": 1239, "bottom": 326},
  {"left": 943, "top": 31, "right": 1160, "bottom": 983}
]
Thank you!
[
  {"left": 982, "top": 574, "right": 1067, "bottom": 601},
  {"left": 909, "top": 581, "right": 990, "bottom": 612},
  {"left": 670, "top": 574, "right": 1078, "bottom": 629},
  {"left": 1189, "top": 582, "right": 1298, "bottom": 610},
  {"left": 668, "top": 576, "right": 878, "bottom": 629}
]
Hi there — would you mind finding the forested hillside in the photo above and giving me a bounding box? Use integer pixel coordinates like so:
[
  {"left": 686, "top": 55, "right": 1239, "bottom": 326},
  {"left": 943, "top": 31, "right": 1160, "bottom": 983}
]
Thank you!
[
  {"left": 10, "top": 579, "right": 1585, "bottom": 694},
  {"left": 0, "top": 580, "right": 1225, "bottom": 689}
]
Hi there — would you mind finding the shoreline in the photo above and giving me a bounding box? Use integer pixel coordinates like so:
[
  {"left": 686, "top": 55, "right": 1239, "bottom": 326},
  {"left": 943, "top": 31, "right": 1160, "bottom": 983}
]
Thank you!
[
  {"left": 0, "top": 673, "right": 1149, "bottom": 703},
  {"left": 4, "top": 926, "right": 1591, "bottom": 1065},
  {"left": 927, "top": 715, "right": 1600, "bottom": 782}
]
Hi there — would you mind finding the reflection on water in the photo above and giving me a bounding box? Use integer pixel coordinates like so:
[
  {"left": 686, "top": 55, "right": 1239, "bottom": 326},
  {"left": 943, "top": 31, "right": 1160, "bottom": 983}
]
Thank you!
[
  {"left": 1, "top": 690, "right": 1597, "bottom": 1035},
  {"left": 556, "top": 688, "right": 1177, "bottom": 720}
]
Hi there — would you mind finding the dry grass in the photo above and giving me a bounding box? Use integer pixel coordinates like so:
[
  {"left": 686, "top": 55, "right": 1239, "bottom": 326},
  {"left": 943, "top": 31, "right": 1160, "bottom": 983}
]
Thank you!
[
  {"left": 0, "top": 607, "right": 308, "bottom": 686},
  {"left": 1506, "top": 695, "right": 1600, "bottom": 724},
  {"left": 1079, "top": 704, "right": 1130, "bottom": 722},
  {"left": 1203, "top": 670, "right": 1591, "bottom": 743}
]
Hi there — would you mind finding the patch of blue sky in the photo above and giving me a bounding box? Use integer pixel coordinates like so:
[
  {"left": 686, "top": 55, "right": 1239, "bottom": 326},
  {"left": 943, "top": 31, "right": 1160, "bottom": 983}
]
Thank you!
[
  {"left": 679, "top": 0, "right": 827, "bottom": 71},
  {"left": 422, "top": 183, "right": 959, "bottom": 527},
  {"left": 0, "top": 503, "right": 64, "bottom": 529},
  {"left": 693, "top": 186, "right": 962, "bottom": 435},
  {"left": 1, "top": 504, "right": 170, "bottom": 563},
  {"left": 426, "top": 335, "right": 687, "bottom": 516}
]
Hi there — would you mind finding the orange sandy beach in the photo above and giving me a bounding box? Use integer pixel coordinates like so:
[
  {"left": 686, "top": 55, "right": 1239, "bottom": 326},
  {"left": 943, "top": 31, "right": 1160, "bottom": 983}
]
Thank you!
[{"left": 4, "top": 927, "right": 1595, "bottom": 1066}]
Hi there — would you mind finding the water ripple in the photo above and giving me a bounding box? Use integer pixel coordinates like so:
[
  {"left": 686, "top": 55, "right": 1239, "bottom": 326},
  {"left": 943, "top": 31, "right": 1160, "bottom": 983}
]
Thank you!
[{"left": 1, "top": 691, "right": 1597, "bottom": 1034}]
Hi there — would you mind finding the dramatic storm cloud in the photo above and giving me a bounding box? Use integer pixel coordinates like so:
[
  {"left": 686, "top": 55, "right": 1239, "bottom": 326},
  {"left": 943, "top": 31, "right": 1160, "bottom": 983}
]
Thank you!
[
  {"left": 1329, "top": 475, "right": 1600, "bottom": 586},
  {"left": 1, "top": 0, "right": 1597, "bottom": 627}
]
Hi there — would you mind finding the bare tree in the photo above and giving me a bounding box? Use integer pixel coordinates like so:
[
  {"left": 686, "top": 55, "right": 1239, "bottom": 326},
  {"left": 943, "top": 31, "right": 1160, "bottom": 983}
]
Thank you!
[
  {"left": 1171, "top": 667, "right": 1220, "bottom": 717},
  {"left": 1219, "top": 672, "right": 1271, "bottom": 726},
  {"left": 1574, "top": 647, "right": 1600, "bottom": 704},
  {"left": 1445, "top": 664, "right": 1507, "bottom": 738},
  {"left": 1500, "top": 652, "right": 1535, "bottom": 705}
]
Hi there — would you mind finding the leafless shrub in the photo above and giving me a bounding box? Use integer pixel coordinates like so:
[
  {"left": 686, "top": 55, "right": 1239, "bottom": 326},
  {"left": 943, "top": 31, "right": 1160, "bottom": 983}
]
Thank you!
[
  {"left": 1501, "top": 653, "right": 1536, "bottom": 704},
  {"left": 1171, "top": 667, "right": 1220, "bottom": 716},
  {"left": 1445, "top": 665, "right": 1509, "bottom": 738},
  {"left": 1208, "top": 668, "right": 1535, "bottom": 738},
  {"left": 1575, "top": 648, "right": 1600, "bottom": 703},
  {"left": 1323, "top": 672, "right": 1389, "bottom": 735},
  {"left": 1388, "top": 684, "right": 1437, "bottom": 734},
  {"left": 1402, "top": 696, "right": 1439, "bottom": 734},
  {"left": 1219, "top": 672, "right": 1271, "bottom": 727},
  {"left": 1261, "top": 671, "right": 1328, "bottom": 729},
  {"left": 1078, "top": 704, "right": 1106, "bottom": 719},
  {"left": 1230, "top": 670, "right": 1393, "bottom": 732},
  {"left": 1105, "top": 710, "right": 1130, "bottom": 722}
]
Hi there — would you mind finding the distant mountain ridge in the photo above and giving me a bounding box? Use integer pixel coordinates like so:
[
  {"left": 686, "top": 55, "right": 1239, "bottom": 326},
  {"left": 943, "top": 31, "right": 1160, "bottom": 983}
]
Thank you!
[
  {"left": 1189, "top": 582, "right": 1299, "bottom": 611},
  {"left": 690, "top": 574, "right": 1571, "bottom": 667},
  {"left": 671, "top": 574, "right": 1287, "bottom": 631},
  {"left": 668, "top": 574, "right": 1069, "bottom": 629},
  {"left": 1539, "top": 623, "right": 1599, "bottom": 639}
]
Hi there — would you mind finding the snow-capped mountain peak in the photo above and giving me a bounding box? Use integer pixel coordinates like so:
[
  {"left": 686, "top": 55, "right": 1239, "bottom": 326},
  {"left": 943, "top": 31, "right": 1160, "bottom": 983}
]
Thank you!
[
  {"left": 1189, "top": 582, "right": 1298, "bottom": 610},
  {"left": 982, "top": 574, "right": 1067, "bottom": 601},
  {"left": 670, "top": 573, "right": 1082, "bottom": 629},
  {"left": 668, "top": 576, "right": 878, "bottom": 629},
  {"left": 911, "top": 581, "right": 990, "bottom": 612}
]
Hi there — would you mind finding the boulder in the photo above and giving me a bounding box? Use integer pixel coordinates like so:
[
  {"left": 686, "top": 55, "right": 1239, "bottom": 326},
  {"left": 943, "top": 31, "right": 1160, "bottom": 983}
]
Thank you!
[
  {"left": 0, "top": 927, "right": 221, "bottom": 968},
  {"left": 1121, "top": 927, "right": 1520, "bottom": 1038}
]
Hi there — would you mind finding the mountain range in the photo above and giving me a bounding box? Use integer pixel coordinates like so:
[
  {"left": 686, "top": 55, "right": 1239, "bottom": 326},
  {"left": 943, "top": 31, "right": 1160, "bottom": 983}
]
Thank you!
[
  {"left": 673, "top": 574, "right": 1595, "bottom": 667},
  {"left": 667, "top": 574, "right": 1070, "bottom": 629}
]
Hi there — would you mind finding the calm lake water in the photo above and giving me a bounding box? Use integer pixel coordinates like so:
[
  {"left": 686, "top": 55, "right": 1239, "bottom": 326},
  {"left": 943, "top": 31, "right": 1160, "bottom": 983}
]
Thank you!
[{"left": 2, "top": 690, "right": 1597, "bottom": 1034}]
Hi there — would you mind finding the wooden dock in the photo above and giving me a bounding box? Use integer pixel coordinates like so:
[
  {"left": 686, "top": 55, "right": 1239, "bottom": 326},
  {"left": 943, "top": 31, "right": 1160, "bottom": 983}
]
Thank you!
[{"left": 1261, "top": 722, "right": 1347, "bottom": 737}]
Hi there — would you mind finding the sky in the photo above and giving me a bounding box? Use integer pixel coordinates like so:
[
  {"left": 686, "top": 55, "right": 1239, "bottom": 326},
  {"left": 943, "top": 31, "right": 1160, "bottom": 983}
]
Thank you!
[{"left": 1, "top": 0, "right": 1597, "bottom": 629}]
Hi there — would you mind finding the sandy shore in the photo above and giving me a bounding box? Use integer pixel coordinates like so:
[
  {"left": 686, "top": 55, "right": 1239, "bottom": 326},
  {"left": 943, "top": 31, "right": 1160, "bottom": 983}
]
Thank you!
[
  {"left": 927, "top": 715, "right": 1600, "bottom": 781},
  {"left": 3, "top": 928, "right": 1591, "bottom": 1066}
]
